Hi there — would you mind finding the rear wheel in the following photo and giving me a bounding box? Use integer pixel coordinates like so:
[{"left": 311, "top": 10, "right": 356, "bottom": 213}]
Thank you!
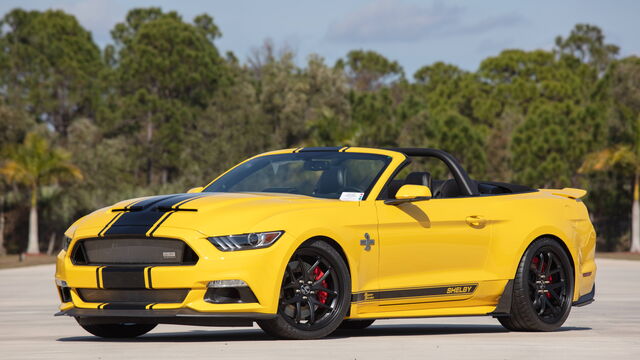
[
  {"left": 338, "top": 319, "right": 375, "bottom": 330},
  {"left": 498, "top": 238, "right": 574, "bottom": 331},
  {"left": 257, "top": 240, "right": 351, "bottom": 339},
  {"left": 76, "top": 319, "right": 156, "bottom": 338}
]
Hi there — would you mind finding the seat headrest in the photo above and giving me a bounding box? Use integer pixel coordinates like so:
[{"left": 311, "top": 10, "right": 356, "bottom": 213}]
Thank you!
[
  {"left": 315, "top": 167, "right": 346, "bottom": 194},
  {"left": 404, "top": 171, "right": 432, "bottom": 188}
]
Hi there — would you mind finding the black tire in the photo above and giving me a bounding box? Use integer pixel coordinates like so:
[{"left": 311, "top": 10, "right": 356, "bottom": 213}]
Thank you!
[
  {"left": 498, "top": 238, "right": 574, "bottom": 331},
  {"left": 76, "top": 319, "right": 157, "bottom": 338},
  {"left": 257, "top": 240, "right": 351, "bottom": 340},
  {"left": 338, "top": 319, "right": 375, "bottom": 330}
]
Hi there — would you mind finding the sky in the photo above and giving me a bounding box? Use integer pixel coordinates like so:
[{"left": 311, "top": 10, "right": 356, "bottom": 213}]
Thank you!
[{"left": 1, "top": 0, "right": 638, "bottom": 76}]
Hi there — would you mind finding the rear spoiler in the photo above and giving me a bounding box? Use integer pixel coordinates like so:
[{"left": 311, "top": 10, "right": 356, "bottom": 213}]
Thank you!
[{"left": 545, "top": 188, "right": 587, "bottom": 200}]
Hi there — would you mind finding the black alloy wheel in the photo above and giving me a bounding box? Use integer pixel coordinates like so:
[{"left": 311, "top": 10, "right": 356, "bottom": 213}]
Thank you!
[
  {"left": 528, "top": 249, "right": 570, "bottom": 321},
  {"left": 498, "top": 238, "right": 574, "bottom": 331},
  {"left": 257, "top": 240, "right": 351, "bottom": 339}
]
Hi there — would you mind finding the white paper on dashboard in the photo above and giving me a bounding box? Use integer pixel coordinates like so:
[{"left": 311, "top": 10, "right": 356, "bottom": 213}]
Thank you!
[{"left": 339, "top": 192, "right": 364, "bottom": 201}]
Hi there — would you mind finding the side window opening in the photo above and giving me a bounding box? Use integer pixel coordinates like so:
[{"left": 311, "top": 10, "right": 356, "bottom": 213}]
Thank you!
[{"left": 381, "top": 157, "right": 459, "bottom": 200}]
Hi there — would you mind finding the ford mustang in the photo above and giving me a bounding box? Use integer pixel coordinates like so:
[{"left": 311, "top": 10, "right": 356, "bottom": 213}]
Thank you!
[{"left": 55, "top": 147, "right": 596, "bottom": 339}]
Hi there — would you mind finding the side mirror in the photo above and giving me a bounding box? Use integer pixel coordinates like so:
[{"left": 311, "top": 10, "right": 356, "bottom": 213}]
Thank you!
[
  {"left": 384, "top": 184, "right": 432, "bottom": 205},
  {"left": 187, "top": 186, "right": 204, "bottom": 194}
]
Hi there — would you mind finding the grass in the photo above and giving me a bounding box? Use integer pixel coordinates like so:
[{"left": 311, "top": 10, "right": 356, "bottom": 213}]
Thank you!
[
  {"left": 0, "top": 254, "right": 57, "bottom": 269},
  {"left": 596, "top": 252, "right": 640, "bottom": 261}
]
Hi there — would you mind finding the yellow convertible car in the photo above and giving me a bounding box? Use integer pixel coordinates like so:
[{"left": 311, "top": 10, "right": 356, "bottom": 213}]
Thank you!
[{"left": 55, "top": 147, "right": 596, "bottom": 339}]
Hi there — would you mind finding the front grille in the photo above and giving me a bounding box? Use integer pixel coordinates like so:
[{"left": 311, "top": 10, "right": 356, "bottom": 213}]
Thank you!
[
  {"left": 71, "top": 237, "right": 198, "bottom": 265},
  {"left": 77, "top": 288, "right": 189, "bottom": 303}
]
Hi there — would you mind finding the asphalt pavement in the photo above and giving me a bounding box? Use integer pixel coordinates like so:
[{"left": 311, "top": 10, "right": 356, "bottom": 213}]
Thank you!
[{"left": 1, "top": 258, "right": 639, "bottom": 359}]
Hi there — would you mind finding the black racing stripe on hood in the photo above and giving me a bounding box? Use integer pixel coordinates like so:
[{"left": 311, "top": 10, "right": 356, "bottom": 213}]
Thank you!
[{"left": 104, "top": 193, "right": 206, "bottom": 236}]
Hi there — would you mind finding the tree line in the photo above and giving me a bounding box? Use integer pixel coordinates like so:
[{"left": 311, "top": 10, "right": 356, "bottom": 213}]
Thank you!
[{"left": 0, "top": 8, "right": 638, "bottom": 255}]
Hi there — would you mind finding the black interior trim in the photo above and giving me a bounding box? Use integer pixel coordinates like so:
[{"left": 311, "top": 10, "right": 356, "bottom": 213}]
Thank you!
[{"left": 385, "top": 148, "right": 479, "bottom": 196}]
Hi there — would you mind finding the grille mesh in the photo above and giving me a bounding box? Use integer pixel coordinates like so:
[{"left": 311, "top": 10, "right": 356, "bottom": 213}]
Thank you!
[
  {"left": 71, "top": 238, "right": 198, "bottom": 265},
  {"left": 77, "top": 288, "right": 188, "bottom": 303}
]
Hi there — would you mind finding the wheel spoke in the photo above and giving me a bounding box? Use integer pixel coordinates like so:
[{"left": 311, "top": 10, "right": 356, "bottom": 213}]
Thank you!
[
  {"left": 547, "top": 282, "right": 564, "bottom": 290},
  {"left": 283, "top": 283, "right": 297, "bottom": 290},
  {"left": 295, "top": 301, "right": 302, "bottom": 323},
  {"left": 284, "top": 295, "right": 300, "bottom": 304},
  {"left": 307, "top": 258, "right": 321, "bottom": 276},
  {"left": 539, "top": 253, "right": 545, "bottom": 274},
  {"left": 307, "top": 299, "right": 316, "bottom": 324},
  {"left": 286, "top": 263, "right": 297, "bottom": 283},
  {"left": 549, "top": 288, "right": 562, "bottom": 302},
  {"left": 545, "top": 252, "right": 554, "bottom": 276},
  {"left": 537, "top": 295, "right": 546, "bottom": 315},
  {"left": 310, "top": 297, "right": 332, "bottom": 309},
  {"left": 296, "top": 256, "right": 306, "bottom": 280},
  {"left": 543, "top": 296, "right": 559, "bottom": 315},
  {"left": 313, "top": 286, "right": 338, "bottom": 297},
  {"left": 313, "top": 268, "right": 331, "bottom": 284}
]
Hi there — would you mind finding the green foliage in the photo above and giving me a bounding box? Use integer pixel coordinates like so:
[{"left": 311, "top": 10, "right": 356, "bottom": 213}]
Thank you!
[
  {"left": 555, "top": 23, "right": 619, "bottom": 74},
  {"left": 0, "top": 14, "right": 635, "bottom": 252},
  {"left": 0, "top": 9, "right": 103, "bottom": 136},
  {"left": 336, "top": 50, "right": 404, "bottom": 91}
]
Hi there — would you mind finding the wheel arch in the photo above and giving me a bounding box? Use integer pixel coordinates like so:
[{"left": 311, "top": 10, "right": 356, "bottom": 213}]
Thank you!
[
  {"left": 301, "top": 236, "right": 351, "bottom": 275},
  {"left": 510, "top": 233, "right": 579, "bottom": 302}
]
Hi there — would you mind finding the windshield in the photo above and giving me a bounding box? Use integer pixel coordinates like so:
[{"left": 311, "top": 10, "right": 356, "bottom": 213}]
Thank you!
[{"left": 204, "top": 152, "right": 391, "bottom": 199}]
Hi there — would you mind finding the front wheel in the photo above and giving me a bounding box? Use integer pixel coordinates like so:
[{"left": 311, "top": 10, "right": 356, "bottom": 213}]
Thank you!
[
  {"left": 257, "top": 240, "right": 351, "bottom": 339},
  {"left": 498, "top": 238, "right": 574, "bottom": 331},
  {"left": 76, "top": 319, "right": 157, "bottom": 338}
]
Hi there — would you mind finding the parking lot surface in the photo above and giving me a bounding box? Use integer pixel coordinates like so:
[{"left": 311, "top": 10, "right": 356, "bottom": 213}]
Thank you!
[{"left": 1, "top": 258, "right": 638, "bottom": 359}]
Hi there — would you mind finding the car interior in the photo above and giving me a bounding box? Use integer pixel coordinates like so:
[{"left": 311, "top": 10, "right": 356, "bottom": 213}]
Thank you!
[{"left": 379, "top": 157, "right": 534, "bottom": 200}]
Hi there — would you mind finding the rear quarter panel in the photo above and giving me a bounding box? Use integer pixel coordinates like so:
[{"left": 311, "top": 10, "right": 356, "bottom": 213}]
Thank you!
[{"left": 486, "top": 191, "right": 595, "bottom": 301}]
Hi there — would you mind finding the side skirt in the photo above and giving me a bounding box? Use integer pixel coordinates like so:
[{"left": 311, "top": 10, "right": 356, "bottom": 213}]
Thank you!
[
  {"left": 572, "top": 284, "right": 595, "bottom": 307},
  {"left": 487, "top": 279, "right": 513, "bottom": 317}
]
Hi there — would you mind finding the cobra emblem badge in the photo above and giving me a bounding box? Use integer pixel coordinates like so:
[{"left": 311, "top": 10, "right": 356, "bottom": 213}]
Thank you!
[{"left": 360, "top": 233, "right": 375, "bottom": 251}]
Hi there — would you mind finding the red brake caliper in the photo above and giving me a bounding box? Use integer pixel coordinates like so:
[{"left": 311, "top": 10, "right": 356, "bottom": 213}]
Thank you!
[{"left": 313, "top": 267, "right": 329, "bottom": 304}]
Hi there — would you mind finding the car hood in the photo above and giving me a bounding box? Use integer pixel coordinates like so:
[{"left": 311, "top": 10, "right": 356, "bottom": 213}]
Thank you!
[{"left": 72, "top": 192, "right": 339, "bottom": 237}]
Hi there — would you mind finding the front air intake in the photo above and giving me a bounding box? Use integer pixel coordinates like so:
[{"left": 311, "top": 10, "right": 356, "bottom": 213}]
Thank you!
[
  {"left": 77, "top": 288, "right": 188, "bottom": 303},
  {"left": 71, "top": 237, "right": 198, "bottom": 265}
]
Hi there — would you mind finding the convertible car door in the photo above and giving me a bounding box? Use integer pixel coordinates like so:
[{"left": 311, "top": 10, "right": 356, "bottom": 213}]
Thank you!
[{"left": 372, "top": 196, "right": 492, "bottom": 309}]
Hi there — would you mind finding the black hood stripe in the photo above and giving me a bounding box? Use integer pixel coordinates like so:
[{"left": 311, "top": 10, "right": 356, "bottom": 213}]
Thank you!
[
  {"left": 103, "top": 193, "right": 208, "bottom": 237},
  {"left": 147, "top": 194, "right": 207, "bottom": 237}
]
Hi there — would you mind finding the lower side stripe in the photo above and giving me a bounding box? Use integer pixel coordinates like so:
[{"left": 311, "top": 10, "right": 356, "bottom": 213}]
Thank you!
[{"left": 352, "top": 283, "right": 478, "bottom": 303}]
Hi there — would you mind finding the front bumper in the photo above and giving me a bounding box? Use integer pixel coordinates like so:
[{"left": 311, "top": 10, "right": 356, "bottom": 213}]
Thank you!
[
  {"left": 56, "top": 308, "right": 275, "bottom": 326},
  {"left": 56, "top": 226, "right": 293, "bottom": 316}
]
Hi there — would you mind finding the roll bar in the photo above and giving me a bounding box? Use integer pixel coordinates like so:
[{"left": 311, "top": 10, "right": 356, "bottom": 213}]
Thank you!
[{"left": 385, "top": 148, "right": 479, "bottom": 196}]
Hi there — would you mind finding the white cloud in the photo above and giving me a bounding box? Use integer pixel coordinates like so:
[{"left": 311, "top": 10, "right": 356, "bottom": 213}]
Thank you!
[
  {"left": 326, "top": 0, "right": 524, "bottom": 44},
  {"left": 58, "top": 0, "right": 125, "bottom": 45}
]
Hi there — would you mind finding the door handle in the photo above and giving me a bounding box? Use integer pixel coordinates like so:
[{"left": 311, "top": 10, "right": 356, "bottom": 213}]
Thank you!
[{"left": 465, "top": 215, "right": 486, "bottom": 228}]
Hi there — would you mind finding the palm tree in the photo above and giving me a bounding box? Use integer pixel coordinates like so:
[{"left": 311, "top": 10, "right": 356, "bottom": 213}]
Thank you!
[
  {"left": 580, "top": 145, "right": 640, "bottom": 252},
  {"left": 0, "top": 132, "right": 82, "bottom": 254}
]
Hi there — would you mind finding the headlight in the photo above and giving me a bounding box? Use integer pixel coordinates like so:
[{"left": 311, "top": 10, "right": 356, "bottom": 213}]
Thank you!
[
  {"left": 62, "top": 236, "right": 72, "bottom": 251},
  {"left": 207, "top": 231, "right": 284, "bottom": 251}
]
